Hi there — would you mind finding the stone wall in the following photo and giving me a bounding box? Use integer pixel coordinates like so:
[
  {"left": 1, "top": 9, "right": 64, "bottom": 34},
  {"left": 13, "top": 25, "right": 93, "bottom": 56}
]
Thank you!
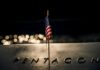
[{"left": 0, "top": 43, "right": 100, "bottom": 70}]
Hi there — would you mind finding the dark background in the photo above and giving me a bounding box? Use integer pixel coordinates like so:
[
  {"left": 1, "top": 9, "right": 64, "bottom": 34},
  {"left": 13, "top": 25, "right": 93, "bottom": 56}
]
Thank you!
[{"left": 0, "top": 0, "right": 95, "bottom": 38}]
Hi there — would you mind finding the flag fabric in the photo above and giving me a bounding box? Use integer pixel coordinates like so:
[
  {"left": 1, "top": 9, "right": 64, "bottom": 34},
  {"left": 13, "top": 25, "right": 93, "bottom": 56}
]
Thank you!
[{"left": 45, "top": 12, "right": 52, "bottom": 40}]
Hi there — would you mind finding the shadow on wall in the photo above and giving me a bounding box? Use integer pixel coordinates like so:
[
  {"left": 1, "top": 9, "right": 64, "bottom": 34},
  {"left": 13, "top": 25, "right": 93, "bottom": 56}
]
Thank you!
[{"left": 53, "top": 33, "right": 100, "bottom": 42}]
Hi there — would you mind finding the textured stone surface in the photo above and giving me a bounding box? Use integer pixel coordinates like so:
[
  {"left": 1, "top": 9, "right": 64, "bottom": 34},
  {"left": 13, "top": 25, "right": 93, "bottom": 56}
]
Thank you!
[{"left": 0, "top": 43, "right": 100, "bottom": 70}]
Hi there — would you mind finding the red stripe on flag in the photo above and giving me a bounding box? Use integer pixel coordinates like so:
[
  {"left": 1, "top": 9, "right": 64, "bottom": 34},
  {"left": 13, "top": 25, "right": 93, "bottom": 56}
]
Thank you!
[{"left": 45, "top": 25, "right": 52, "bottom": 40}]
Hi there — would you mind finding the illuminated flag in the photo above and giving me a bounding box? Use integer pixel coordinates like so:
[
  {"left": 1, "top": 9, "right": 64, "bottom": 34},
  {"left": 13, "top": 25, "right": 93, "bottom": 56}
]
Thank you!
[{"left": 45, "top": 10, "right": 52, "bottom": 40}]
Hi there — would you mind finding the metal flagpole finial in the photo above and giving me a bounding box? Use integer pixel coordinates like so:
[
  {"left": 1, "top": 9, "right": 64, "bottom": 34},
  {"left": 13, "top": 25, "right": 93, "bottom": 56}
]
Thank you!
[{"left": 47, "top": 10, "right": 49, "bottom": 16}]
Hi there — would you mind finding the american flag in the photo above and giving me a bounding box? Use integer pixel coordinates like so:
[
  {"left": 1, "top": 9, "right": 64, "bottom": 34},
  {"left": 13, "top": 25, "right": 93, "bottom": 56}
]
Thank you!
[{"left": 45, "top": 10, "right": 52, "bottom": 40}]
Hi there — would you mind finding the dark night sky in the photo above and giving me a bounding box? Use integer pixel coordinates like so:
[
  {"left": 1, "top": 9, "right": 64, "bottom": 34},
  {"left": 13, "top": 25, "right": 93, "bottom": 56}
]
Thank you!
[{"left": 0, "top": 1, "right": 97, "bottom": 37}]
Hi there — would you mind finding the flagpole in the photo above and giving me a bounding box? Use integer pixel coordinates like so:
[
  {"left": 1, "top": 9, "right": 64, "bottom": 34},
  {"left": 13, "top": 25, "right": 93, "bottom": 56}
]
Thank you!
[
  {"left": 47, "top": 39, "right": 50, "bottom": 70},
  {"left": 46, "top": 10, "right": 51, "bottom": 70}
]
